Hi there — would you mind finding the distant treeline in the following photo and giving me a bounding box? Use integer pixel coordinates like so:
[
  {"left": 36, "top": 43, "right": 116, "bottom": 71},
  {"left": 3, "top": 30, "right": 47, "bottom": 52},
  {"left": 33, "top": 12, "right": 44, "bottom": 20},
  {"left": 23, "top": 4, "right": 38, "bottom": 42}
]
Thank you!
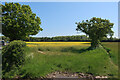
[
  {"left": 23, "top": 35, "right": 120, "bottom": 42},
  {"left": 23, "top": 35, "right": 90, "bottom": 42},
  {"left": 1, "top": 35, "right": 120, "bottom": 42}
]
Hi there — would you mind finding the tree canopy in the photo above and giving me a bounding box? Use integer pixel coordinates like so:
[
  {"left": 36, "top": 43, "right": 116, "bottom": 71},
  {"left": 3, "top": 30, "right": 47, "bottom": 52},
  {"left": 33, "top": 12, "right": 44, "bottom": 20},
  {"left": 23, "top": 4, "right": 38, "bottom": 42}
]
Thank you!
[
  {"left": 2, "top": 2, "right": 43, "bottom": 41},
  {"left": 76, "top": 17, "right": 114, "bottom": 49}
]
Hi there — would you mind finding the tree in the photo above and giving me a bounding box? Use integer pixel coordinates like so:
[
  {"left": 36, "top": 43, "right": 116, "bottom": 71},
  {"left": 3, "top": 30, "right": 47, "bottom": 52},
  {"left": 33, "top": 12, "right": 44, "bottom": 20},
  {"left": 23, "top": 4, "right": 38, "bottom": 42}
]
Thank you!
[
  {"left": 2, "top": 36, "right": 10, "bottom": 42},
  {"left": 76, "top": 17, "right": 114, "bottom": 49},
  {"left": 2, "top": 2, "right": 43, "bottom": 41},
  {"left": 0, "top": 3, "right": 2, "bottom": 34}
]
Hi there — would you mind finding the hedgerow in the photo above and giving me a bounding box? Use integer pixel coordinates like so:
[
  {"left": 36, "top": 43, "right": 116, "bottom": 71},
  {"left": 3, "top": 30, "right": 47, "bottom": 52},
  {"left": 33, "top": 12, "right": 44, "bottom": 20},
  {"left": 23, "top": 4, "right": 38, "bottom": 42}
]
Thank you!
[{"left": 2, "top": 40, "right": 26, "bottom": 77}]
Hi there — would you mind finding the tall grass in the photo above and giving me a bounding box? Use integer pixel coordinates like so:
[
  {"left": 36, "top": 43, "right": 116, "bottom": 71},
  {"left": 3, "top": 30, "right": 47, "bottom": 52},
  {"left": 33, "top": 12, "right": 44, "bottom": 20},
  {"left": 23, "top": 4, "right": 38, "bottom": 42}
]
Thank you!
[
  {"left": 102, "top": 42, "right": 118, "bottom": 66},
  {"left": 19, "top": 42, "right": 118, "bottom": 78}
]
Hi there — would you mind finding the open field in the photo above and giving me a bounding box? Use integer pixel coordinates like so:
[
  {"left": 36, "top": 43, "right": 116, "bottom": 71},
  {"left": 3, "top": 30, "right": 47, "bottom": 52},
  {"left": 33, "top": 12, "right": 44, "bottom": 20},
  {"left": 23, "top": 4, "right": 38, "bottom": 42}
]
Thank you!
[
  {"left": 19, "top": 42, "right": 118, "bottom": 78},
  {"left": 26, "top": 42, "right": 91, "bottom": 47}
]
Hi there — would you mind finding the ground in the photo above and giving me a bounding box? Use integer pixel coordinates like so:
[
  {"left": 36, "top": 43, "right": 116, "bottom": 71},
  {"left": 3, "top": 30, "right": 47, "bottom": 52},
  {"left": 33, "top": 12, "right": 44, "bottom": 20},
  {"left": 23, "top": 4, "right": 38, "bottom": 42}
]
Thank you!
[{"left": 10, "top": 42, "right": 119, "bottom": 78}]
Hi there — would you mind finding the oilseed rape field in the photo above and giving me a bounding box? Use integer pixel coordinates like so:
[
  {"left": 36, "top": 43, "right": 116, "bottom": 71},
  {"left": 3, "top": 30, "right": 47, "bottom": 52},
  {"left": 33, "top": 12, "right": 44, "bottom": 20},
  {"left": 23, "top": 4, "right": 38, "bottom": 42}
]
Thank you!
[{"left": 26, "top": 42, "right": 91, "bottom": 47}]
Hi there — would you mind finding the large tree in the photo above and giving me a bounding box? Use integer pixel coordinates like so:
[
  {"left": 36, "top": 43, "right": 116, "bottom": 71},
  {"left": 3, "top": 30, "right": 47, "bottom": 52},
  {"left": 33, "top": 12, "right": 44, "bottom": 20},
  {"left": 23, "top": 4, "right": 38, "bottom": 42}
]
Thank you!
[
  {"left": 76, "top": 17, "right": 114, "bottom": 49},
  {"left": 2, "top": 2, "right": 43, "bottom": 41}
]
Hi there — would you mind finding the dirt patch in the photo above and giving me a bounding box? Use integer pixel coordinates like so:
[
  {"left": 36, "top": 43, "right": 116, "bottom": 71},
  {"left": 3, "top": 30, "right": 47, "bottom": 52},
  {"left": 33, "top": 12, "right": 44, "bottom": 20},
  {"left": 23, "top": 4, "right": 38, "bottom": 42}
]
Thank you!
[
  {"left": 44, "top": 71, "right": 108, "bottom": 79},
  {"left": 38, "top": 51, "right": 45, "bottom": 54}
]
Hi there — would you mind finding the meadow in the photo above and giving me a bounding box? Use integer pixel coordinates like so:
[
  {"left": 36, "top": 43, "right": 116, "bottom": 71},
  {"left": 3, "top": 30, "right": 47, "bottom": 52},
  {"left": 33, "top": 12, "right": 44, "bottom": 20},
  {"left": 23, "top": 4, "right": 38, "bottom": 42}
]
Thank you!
[{"left": 20, "top": 42, "right": 118, "bottom": 78}]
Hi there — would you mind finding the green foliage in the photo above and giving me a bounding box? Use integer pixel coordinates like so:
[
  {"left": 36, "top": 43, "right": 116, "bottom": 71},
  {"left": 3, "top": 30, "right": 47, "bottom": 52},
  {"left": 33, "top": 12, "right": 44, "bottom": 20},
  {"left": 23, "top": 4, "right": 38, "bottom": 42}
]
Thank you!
[
  {"left": 2, "top": 36, "right": 10, "bottom": 42},
  {"left": 23, "top": 35, "right": 89, "bottom": 42},
  {"left": 102, "top": 42, "right": 118, "bottom": 66},
  {"left": 52, "top": 35, "right": 88, "bottom": 41},
  {"left": 2, "top": 40, "right": 26, "bottom": 76},
  {"left": 76, "top": 17, "right": 114, "bottom": 49},
  {"left": 3, "top": 42, "right": 118, "bottom": 78},
  {"left": 2, "top": 2, "right": 43, "bottom": 41},
  {"left": 24, "top": 36, "right": 120, "bottom": 42},
  {"left": 20, "top": 43, "right": 118, "bottom": 78},
  {"left": 0, "top": 3, "right": 1, "bottom": 24}
]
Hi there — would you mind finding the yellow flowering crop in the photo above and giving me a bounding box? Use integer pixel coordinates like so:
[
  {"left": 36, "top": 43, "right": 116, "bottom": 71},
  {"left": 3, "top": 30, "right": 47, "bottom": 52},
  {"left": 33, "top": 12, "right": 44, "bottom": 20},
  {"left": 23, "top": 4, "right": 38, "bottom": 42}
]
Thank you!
[
  {"left": 26, "top": 42, "right": 91, "bottom": 47},
  {"left": 26, "top": 42, "right": 90, "bottom": 44}
]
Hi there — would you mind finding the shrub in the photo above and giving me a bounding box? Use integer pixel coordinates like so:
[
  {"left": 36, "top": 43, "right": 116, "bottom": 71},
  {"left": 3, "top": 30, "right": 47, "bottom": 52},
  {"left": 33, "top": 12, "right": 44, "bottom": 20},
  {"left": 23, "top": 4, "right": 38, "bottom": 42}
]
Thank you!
[{"left": 2, "top": 40, "right": 26, "bottom": 75}]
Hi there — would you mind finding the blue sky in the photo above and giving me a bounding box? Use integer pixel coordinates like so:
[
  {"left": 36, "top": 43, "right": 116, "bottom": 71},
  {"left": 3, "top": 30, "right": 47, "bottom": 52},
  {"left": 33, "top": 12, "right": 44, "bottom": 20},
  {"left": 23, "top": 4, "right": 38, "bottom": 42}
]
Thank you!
[
  {"left": 1, "top": 0, "right": 119, "bottom": 2},
  {"left": 2, "top": 2, "right": 118, "bottom": 38}
]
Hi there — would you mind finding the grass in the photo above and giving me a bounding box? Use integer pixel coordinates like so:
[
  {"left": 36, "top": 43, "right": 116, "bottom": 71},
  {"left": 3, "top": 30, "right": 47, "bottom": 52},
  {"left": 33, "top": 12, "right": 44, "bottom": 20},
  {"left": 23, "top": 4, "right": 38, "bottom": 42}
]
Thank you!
[
  {"left": 17, "top": 42, "right": 118, "bottom": 78},
  {"left": 102, "top": 42, "right": 118, "bottom": 66}
]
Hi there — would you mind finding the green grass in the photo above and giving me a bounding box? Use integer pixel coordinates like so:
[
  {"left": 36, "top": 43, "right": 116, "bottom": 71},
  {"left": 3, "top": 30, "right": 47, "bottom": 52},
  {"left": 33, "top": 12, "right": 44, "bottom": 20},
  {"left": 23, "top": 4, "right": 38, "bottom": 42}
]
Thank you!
[
  {"left": 102, "top": 42, "right": 118, "bottom": 66},
  {"left": 18, "top": 42, "right": 118, "bottom": 78}
]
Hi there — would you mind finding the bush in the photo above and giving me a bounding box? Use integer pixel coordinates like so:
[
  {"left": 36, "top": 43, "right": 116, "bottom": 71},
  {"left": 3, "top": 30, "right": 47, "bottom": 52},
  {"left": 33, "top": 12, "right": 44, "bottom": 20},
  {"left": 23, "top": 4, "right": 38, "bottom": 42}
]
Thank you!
[{"left": 2, "top": 40, "right": 26, "bottom": 75}]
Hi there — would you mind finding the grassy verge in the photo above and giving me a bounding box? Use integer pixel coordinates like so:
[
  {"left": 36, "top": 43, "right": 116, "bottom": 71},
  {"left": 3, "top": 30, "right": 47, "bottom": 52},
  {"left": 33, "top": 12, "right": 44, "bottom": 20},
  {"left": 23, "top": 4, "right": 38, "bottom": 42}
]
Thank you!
[
  {"left": 102, "top": 42, "right": 118, "bottom": 66},
  {"left": 18, "top": 42, "right": 118, "bottom": 78}
]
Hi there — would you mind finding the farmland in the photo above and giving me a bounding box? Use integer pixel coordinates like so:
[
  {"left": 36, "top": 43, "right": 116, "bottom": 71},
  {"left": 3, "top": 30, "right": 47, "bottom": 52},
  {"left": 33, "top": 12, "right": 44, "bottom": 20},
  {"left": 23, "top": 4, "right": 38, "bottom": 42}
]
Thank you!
[
  {"left": 18, "top": 42, "right": 119, "bottom": 78},
  {"left": 1, "top": 2, "right": 119, "bottom": 79}
]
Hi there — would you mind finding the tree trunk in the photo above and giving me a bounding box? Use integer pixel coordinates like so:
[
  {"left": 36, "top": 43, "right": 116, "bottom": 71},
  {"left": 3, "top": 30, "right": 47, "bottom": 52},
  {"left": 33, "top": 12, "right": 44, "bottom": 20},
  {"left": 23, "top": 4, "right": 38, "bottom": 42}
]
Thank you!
[{"left": 91, "top": 39, "right": 101, "bottom": 49}]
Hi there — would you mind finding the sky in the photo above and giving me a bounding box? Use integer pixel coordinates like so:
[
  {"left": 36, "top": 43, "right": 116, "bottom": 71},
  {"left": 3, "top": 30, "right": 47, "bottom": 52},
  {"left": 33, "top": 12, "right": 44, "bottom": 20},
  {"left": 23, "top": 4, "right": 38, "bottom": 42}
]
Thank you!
[
  {"left": 1, "top": 0, "right": 120, "bottom": 2},
  {"left": 2, "top": 2, "right": 118, "bottom": 38}
]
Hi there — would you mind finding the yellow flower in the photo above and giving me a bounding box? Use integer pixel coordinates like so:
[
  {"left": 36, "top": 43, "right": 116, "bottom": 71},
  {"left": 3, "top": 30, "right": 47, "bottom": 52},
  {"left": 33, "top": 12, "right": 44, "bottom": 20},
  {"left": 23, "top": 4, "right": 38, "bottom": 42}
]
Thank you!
[{"left": 26, "top": 42, "right": 91, "bottom": 47}]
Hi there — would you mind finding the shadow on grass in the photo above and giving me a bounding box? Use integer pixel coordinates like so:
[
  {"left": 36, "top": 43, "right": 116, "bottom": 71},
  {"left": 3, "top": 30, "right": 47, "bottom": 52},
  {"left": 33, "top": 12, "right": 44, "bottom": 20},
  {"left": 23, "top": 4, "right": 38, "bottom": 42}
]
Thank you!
[{"left": 61, "top": 47, "right": 92, "bottom": 54}]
